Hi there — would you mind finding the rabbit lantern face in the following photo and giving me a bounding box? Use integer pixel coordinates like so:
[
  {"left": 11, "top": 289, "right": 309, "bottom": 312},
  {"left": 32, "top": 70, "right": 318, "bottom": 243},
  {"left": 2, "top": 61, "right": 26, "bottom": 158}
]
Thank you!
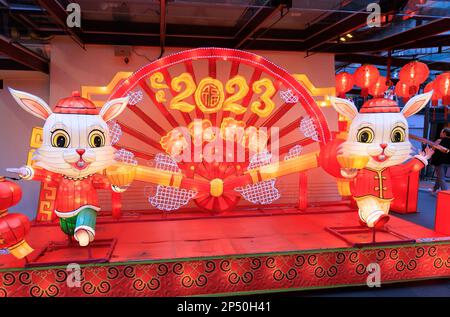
[
  {"left": 330, "top": 92, "right": 432, "bottom": 170},
  {"left": 9, "top": 89, "right": 129, "bottom": 178}
]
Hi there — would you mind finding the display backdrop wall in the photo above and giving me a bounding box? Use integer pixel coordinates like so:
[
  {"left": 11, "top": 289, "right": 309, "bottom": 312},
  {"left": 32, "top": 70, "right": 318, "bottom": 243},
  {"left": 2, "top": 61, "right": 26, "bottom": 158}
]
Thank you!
[
  {"left": 1, "top": 36, "right": 338, "bottom": 218},
  {"left": 0, "top": 71, "right": 49, "bottom": 218}
]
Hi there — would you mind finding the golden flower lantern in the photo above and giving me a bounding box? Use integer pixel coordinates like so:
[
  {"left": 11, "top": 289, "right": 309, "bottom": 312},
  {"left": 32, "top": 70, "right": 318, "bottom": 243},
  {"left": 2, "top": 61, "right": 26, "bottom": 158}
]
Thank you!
[{"left": 337, "top": 155, "right": 370, "bottom": 170}]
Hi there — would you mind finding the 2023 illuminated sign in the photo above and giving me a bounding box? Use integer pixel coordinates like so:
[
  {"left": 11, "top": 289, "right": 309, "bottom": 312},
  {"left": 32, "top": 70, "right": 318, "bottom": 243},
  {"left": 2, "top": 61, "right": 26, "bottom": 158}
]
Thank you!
[{"left": 150, "top": 72, "right": 276, "bottom": 117}]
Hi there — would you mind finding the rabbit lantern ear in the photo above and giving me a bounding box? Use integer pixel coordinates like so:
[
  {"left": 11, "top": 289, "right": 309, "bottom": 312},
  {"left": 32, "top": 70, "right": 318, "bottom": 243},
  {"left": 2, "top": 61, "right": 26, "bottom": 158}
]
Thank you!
[
  {"left": 402, "top": 91, "right": 433, "bottom": 118},
  {"left": 329, "top": 96, "right": 359, "bottom": 120},
  {"left": 8, "top": 87, "right": 53, "bottom": 120},
  {"left": 100, "top": 97, "right": 129, "bottom": 122}
]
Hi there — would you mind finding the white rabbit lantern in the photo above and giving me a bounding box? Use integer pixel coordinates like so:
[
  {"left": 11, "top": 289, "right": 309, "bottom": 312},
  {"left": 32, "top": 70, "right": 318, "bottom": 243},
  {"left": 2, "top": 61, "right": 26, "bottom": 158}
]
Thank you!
[
  {"left": 7, "top": 89, "right": 129, "bottom": 247},
  {"left": 330, "top": 93, "right": 433, "bottom": 228}
]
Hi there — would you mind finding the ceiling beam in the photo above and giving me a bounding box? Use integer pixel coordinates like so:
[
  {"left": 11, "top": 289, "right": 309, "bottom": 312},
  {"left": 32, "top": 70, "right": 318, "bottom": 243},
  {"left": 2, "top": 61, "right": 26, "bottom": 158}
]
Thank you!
[
  {"left": 302, "top": 11, "right": 368, "bottom": 52},
  {"left": 81, "top": 33, "right": 232, "bottom": 48},
  {"left": 233, "top": 0, "right": 282, "bottom": 49},
  {"left": 335, "top": 53, "right": 450, "bottom": 71},
  {"left": 35, "top": 0, "right": 84, "bottom": 48},
  {"left": 81, "top": 20, "right": 234, "bottom": 38},
  {"left": 80, "top": 31, "right": 450, "bottom": 53},
  {"left": 0, "top": 58, "right": 33, "bottom": 70},
  {"left": 320, "top": 18, "right": 450, "bottom": 53},
  {"left": 0, "top": 35, "right": 49, "bottom": 73}
]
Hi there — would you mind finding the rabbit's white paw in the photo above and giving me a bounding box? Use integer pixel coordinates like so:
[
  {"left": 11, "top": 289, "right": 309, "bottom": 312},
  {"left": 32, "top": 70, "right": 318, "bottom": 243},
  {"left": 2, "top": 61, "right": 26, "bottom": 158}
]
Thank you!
[
  {"left": 74, "top": 229, "right": 90, "bottom": 247},
  {"left": 6, "top": 166, "right": 34, "bottom": 179}
]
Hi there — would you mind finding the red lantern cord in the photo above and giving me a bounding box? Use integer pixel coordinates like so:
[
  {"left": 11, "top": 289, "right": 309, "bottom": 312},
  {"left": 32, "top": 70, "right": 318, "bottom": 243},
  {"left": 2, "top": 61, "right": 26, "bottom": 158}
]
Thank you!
[
  {"left": 399, "top": 61, "right": 429, "bottom": 95},
  {"left": 369, "top": 76, "right": 388, "bottom": 98},
  {"left": 335, "top": 72, "right": 354, "bottom": 98},
  {"left": 354, "top": 65, "right": 379, "bottom": 97}
]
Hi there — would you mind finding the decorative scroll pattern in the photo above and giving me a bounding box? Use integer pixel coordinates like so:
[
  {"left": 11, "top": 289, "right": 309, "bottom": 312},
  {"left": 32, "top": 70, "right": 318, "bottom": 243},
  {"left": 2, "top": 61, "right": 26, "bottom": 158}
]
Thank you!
[
  {"left": 279, "top": 89, "right": 299, "bottom": 104},
  {"left": 126, "top": 90, "right": 144, "bottom": 105},
  {"left": 148, "top": 154, "right": 196, "bottom": 211},
  {"left": 284, "top": 145, "right": 303, "bottom": 161},
  {"left": 1, "top": 243, "right": 449, "bottom": 297},
  {"left": 149, "top": 186, "right": 197, "bottom": 211},
  {"left": 108, "top": 121, "right": 122, "bottom": 145},
  {"left": 235, "top": 179, "right": 280, "bottom": 205},
  {"left": 114, "top": 149, "right": 138, "bottom": 165},
  {"left": 154, "top": 153, "right": 181, "bottom": 173},
  {"left": 247, "top": 151, "right": 272, "bottom": 170},
  {"left": 300, "top": 116, "right": 319, "bottom": 142},
  {"left": 235, "top": 151, "right": 280, "bottom": 205}
]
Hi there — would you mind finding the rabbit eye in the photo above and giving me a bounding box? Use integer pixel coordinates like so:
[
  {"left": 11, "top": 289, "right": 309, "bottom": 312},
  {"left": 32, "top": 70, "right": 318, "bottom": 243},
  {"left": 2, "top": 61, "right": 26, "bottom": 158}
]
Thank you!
[
  {"left": 89, "top": 130, "right": 105, "bottom": 148},
  {"left": 357, "top": 127, "right": 374, "bottom": 143},
  {"left": 391, "top": 127, "right": 406, "bottom": 143},
  {"left": 51, "top": 130, "right": 70, "bottom": 148}
]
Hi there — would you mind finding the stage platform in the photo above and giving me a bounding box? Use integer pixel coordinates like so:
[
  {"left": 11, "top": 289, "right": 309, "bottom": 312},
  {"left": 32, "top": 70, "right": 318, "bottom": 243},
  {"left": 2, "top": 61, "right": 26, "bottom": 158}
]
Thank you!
[{"left": 1, "top": 203, "right": 450, "bottom": 297}]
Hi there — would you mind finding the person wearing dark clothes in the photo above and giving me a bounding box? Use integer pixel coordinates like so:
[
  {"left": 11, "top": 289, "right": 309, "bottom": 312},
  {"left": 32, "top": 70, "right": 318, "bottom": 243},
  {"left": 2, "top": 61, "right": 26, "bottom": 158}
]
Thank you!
[{"left": 431, "top": 127, "right": 450, "bottom": 195}]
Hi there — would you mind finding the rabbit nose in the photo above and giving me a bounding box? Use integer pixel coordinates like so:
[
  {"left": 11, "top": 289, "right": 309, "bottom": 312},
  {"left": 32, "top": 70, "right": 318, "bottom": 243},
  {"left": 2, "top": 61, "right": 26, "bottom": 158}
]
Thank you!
[
  {"left": 380, "top": 144, "right": 387, "bottom": 150},
  {"left": 76, "top": 149, "right": 86, "bottom": 156}
]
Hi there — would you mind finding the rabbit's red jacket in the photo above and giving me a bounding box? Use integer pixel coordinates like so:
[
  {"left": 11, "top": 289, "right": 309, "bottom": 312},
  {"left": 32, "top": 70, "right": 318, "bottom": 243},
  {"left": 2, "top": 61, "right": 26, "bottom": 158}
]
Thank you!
[
  {"left": 29, "top": 168, "right": 109, "bottom": 217},
  {"left": 350, "top": 157, "right": 426, "bottom": 199}
]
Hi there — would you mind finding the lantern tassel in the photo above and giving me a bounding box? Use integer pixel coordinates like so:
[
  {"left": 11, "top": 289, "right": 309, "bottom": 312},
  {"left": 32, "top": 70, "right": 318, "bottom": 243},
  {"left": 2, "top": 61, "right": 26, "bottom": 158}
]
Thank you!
[
  {"left": 361, "top": 88, "right": 368, "bottom": 97},
  {"left": 443, "top": 96, "right": 450, "bottom": 105},
  {"left": 8, "top": 240, "right": 34, "bottom": 259}
]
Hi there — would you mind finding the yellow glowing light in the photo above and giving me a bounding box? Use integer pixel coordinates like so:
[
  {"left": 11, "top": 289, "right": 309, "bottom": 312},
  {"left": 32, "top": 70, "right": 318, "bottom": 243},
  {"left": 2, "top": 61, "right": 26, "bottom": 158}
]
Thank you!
[
  {"left": 250, "top": 78, "right": 276, "bottom": 117},
  {"left": 223, "top": 75, "right": 249, "bottom": 115},
  {"left": 170, "top": 72, "right": 197, "bottom": 112},
  {"left": 187, "top": 119, "right": 216, "bottom": 145},
  {"left": 149, "top": 72, "right": 169, "bottom": 103},
  {"left": 346, "top": 33, "right": 353, "bottom": 38},
  {"left": 292, "top": 74, "right": 335, "bottom": 106},
  {"left": 160, "top": 128, "right": 189, "bottom": 156},
  {"left": 195, "top": 77, "right": 225, "bottom": 114},
  {"left": 81, "top": 71, "right": 133, "bottom": 107},
  {"left": 220, "top": 117, "right": 246, "bottom": 143}
]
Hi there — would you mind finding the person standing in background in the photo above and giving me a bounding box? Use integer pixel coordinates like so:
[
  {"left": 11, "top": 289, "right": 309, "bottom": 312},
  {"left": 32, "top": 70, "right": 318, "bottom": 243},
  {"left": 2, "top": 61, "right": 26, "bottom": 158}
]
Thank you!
[{"left": 431, "top": 127, "right": 450, "bottom": 195}]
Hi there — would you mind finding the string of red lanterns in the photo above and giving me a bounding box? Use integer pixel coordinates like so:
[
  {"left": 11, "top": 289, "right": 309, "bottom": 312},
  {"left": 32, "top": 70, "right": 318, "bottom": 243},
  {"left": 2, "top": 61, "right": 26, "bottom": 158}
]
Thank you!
[{"left": 335, "top": 62, "right": 448, "bottom": 119}]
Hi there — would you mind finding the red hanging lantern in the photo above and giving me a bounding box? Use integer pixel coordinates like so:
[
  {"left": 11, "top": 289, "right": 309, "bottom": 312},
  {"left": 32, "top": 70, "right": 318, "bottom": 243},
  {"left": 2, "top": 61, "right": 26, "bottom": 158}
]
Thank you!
[
  {"left": 436, "top": 72, "right": 450, "bottom": 120},
  {"left": 354, "top": 65, "right": 379, "bottom": 97},
  {"left": 369, "top": 76, "right": 389, "bottom": 98},
  {"left": 399, "top": 61, "right": 429, "bottom": 95},
  {"left": 424, "top": 81, "right": 441, "bottom": 106},
  {"left": 436, "top": 72, "right": 450, "bottom": 105},
  {"left": 335, "top": 72, "right": 354, "bottom": 98},
  {"left": 395, "top": 81, "right": 412, "bottom": 103},
  {"left": 0, "top": 177, "right": 33, "bottom": 259}
]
